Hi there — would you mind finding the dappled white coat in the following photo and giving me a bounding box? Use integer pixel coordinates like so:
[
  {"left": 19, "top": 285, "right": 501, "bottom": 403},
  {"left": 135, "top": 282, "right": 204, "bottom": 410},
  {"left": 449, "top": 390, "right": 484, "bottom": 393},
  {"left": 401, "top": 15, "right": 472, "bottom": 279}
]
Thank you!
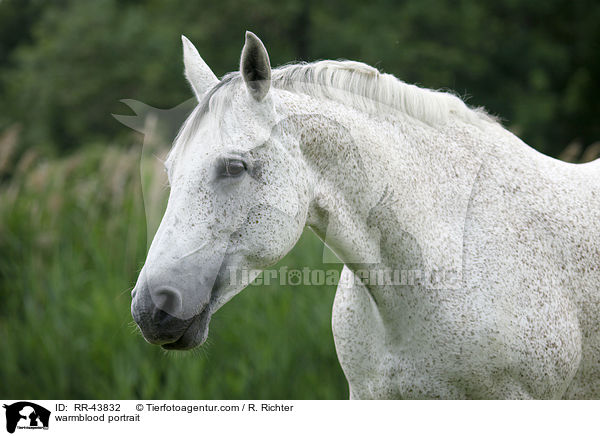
[{"left": 132, "top": 32, "right": 600, "bottom": 399}]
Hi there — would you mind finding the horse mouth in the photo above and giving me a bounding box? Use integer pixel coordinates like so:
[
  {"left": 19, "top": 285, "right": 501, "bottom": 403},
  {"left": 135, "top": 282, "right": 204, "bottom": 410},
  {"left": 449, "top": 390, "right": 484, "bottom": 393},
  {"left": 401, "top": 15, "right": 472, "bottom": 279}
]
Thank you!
[{"left": 161, "top": 305, "right": 212, "bottom": 350}]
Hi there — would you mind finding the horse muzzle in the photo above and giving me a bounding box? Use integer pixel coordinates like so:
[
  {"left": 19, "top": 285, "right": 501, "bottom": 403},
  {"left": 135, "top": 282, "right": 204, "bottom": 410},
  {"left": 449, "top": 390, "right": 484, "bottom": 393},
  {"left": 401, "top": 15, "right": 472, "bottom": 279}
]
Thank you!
[{"left": 131, "top": 269, "right": 212, "bottom": 350}]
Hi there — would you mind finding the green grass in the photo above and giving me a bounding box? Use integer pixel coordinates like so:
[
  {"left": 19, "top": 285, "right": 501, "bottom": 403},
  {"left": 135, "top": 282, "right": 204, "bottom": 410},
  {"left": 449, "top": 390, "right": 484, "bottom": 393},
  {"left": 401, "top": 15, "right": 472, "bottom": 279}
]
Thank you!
[{"left": 0, "top": 145, "right": 348, "bottom": 399}]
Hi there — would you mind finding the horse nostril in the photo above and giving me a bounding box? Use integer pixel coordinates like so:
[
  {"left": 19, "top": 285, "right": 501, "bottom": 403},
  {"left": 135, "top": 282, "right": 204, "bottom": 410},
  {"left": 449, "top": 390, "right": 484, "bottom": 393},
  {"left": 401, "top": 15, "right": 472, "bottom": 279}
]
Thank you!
[{"left": 151, "top": 287, "right": 183, "bottom": 317}]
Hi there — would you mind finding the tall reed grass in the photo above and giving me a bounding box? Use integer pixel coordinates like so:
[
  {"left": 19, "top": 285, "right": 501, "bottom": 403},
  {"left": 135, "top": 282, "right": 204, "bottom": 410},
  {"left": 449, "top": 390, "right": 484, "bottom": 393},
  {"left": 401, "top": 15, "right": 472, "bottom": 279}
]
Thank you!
[{"left": 0, "top": 129, "right": 347, "bottom": 399}]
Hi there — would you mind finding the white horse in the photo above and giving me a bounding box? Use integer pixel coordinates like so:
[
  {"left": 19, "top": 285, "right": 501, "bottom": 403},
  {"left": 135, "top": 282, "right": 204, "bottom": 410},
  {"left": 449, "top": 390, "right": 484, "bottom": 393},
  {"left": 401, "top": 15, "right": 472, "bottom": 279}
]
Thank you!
[{"left": 131, "top": 31, "right": 600, "bottom": 399}]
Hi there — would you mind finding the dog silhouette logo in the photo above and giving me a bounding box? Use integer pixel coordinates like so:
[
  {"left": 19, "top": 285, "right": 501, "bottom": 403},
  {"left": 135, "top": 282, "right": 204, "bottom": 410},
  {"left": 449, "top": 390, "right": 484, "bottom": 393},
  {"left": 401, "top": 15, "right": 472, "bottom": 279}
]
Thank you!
[{"left": 3, "top": 402, "right": 50, "bottom": 433}]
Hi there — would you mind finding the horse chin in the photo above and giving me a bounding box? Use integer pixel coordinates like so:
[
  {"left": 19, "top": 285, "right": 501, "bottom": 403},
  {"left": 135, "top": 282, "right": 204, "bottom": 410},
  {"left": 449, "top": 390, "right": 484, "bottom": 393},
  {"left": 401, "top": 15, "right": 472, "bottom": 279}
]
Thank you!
[{"left": 161, "top": 305, "right": 212, "bottom": 350}]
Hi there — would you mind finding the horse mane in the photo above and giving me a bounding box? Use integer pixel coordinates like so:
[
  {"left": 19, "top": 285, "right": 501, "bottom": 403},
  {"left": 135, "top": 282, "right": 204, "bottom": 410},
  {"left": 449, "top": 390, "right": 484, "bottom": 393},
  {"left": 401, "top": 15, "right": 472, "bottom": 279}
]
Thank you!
[
  {"left": 270, "top": 60, "right": 496, "bottom": 127},
  {"left": 169, "top": 60, "right": 496, "bottom": 163}
]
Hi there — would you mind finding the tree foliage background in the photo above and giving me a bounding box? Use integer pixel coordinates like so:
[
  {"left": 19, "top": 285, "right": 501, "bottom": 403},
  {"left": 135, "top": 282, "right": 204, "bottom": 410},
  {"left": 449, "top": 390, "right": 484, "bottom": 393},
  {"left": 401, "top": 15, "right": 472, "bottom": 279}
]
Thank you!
[
  {"left": 2, "top": 0, "right": 599, "bottom": 157},
  {"left": 0, "top": 0, "right": 599, "bottom": 399}
]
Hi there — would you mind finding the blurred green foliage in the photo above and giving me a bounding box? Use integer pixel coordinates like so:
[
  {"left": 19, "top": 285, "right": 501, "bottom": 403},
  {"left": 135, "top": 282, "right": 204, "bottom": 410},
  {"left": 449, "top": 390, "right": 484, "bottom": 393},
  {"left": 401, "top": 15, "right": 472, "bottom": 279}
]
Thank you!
[
  {"left": 0, "top": 145, "right": 347, "bottom": 398},
  {"left": 0, "top": 0, "right": 599, "bottom": 399},
  {"left": 1, "top": 0, "right": 599, "bottom": 156}
]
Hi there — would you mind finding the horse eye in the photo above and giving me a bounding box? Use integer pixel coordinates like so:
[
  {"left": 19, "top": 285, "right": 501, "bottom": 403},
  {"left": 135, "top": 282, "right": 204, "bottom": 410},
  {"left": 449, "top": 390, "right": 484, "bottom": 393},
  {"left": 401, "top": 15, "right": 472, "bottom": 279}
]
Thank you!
[{"left": 222, "top": 158, "right": 247, "bottom": 177}]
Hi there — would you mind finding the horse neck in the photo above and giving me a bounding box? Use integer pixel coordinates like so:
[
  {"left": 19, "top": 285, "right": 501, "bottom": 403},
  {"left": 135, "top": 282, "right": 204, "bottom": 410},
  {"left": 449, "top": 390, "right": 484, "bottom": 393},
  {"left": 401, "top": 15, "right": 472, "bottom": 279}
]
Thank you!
[{"left": 279, "top": 91, "right": 499, "bottom": 287}]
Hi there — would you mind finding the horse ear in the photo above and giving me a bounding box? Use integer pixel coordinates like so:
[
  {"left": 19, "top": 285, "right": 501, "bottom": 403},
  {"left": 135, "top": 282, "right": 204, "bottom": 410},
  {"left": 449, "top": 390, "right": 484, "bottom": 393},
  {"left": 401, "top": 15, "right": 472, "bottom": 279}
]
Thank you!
[
  {"left": 182, "top": 35, "right": 218, "bottom": 101},
  {"left": 240, "top": 31, "right": 271, "bottom": 101}
]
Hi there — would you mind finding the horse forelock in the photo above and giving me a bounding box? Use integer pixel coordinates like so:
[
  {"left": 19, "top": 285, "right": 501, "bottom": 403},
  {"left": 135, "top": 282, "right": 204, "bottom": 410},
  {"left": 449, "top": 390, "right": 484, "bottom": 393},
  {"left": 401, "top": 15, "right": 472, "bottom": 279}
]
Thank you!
[{"left": 167, "top": 73, "right": 240, "bottom": 164}]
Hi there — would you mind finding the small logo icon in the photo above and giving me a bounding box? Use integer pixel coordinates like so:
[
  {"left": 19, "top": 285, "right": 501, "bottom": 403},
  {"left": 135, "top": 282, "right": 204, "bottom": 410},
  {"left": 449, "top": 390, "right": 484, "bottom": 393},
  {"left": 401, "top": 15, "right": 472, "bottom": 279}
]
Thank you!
[{"left": 3, "top": 402, "right": 50, "bottom": 434}]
